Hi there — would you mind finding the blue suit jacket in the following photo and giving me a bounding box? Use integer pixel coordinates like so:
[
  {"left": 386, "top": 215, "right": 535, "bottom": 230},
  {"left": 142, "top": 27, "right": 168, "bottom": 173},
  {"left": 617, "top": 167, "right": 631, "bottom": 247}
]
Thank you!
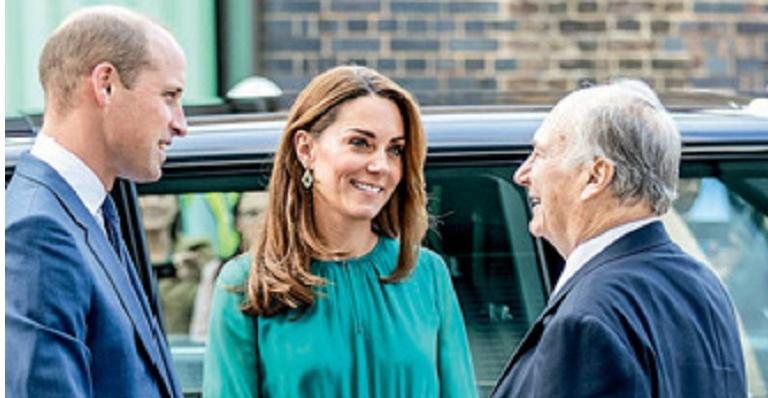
[
  {"left": 5, "top": 153, "right": 181, "bottom": 398},
  {"left": 492, "top": 222, "right": 746, "bottom": 397}
]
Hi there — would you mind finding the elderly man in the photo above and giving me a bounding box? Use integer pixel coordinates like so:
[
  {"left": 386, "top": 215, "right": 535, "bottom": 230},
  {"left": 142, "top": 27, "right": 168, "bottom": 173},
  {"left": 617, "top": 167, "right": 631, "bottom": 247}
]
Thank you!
[
  {"left": 6, "top": 6, "right": 186, "bottom": 397},
  {"left": 491, "top": 80, "right": 746, "bottom": 397}
]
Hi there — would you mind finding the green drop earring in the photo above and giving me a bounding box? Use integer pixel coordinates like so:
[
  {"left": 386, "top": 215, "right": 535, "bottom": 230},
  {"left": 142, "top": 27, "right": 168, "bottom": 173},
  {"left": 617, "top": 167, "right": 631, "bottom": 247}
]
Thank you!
[{"left": 301, "top": 168, "right": 313, "bottom": 190}]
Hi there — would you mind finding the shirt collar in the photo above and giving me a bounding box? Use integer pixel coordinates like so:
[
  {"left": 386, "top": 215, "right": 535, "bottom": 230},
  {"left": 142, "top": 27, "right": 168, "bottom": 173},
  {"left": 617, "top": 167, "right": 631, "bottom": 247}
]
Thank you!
[
  {"left": 30, "top": 131, "right": 108, "bottom": 220},
  {"left": 552, "top": 216, "right": 660, "bottom": 295}
]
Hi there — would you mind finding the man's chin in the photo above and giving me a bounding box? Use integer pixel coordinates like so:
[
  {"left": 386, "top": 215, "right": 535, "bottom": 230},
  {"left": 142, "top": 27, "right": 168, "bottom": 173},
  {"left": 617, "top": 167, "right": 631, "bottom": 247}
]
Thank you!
[
  {"left": 528, "top": 221, "right": 543, "bottom": 237},
  {"left": 124, "top": 169, "right": 162, "bottom": 183}
]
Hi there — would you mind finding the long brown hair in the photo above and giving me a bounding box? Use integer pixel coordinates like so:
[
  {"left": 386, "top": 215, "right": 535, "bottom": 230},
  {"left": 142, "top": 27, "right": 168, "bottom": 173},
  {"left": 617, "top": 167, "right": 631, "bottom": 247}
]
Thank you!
[{"left": 243, "top": 66, "right": 428, "bottom": 316}]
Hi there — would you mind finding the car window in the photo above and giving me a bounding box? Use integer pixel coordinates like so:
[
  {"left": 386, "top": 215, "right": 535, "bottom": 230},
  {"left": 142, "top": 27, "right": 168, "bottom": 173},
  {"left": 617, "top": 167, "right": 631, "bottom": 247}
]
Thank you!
[
  {"left": 425, "top": 166, "right": 546, "bottom": 395},
  {"left": 662, "top": 163, "right": 768, "bottom": 397},
  {"left": 137, "top": 165, "right": 546, "bottom": 397},
  {"left": 139, "top": 191, "right": 257, "bottom": 396}
]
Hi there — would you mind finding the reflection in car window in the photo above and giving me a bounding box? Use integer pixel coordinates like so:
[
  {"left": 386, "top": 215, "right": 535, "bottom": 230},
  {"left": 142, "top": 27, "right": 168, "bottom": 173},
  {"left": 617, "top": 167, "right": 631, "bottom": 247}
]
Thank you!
[
  {"left": 663, "top": 176, "right": 768, "bottom": 397},
  {"left": 139, "top": 191, "right": 268, "bottom": 395}
]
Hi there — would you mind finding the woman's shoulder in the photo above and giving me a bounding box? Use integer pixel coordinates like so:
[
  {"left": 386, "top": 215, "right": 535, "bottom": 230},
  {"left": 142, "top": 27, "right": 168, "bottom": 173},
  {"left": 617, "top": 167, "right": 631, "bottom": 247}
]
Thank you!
[
  {"left": 396, "top": 240, "right": 450, "bottom": 281},
  {"left": 410, "top": 245, "right": 455, "bottom": 299},
  {"left": 378, "top": 237, "right": 444, "bottom": 264},
  {"left": 216, "top": 252, "right": 253, "bottom": 288},
  {"left": 416, "top": 245, "right": 445, "bottom": 266}
]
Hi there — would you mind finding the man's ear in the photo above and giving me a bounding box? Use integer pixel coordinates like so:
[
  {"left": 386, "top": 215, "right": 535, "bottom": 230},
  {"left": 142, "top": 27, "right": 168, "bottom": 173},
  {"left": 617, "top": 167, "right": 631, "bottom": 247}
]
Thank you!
[
  {"left": 580, "top": 157, "right": 614, "bottom": 200},
  {"left": 293, "top": 130, "right": 315, "bottom": 168},
  {"left": 90, "top": 62, "right": 118, "bottom": 107}
]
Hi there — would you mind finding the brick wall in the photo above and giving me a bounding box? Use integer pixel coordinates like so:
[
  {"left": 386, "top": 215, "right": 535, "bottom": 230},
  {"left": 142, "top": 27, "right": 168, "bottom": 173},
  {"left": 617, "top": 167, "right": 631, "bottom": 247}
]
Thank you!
[{"left": 258, "top": 0, "right": 768, "bottom": 105}]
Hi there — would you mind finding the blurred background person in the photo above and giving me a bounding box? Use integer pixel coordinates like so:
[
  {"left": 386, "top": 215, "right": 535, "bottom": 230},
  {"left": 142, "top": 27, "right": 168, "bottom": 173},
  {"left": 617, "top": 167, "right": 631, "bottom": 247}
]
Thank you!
[
  {"left": 140, "top": 195, "right": 180, "bottom": 268},
  {"left": 234, "top": 191, "right": 269, "bottom": 252},
  {"left": 189, "top": 191, "right": 268, "bottom": 342}
]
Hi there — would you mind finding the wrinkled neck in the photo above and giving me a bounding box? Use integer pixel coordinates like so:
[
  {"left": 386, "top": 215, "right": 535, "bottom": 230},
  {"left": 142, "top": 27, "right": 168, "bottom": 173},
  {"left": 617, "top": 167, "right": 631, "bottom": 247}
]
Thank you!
[{"left": 559, "top": 198, "right": 653, "bottom": 258}]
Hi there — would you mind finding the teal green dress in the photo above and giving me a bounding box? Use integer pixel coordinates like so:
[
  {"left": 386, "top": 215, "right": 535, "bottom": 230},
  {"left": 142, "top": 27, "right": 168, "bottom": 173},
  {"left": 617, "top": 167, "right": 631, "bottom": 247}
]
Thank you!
[{"left": 203, "top": 237, "right": 478, "bottom": 397}]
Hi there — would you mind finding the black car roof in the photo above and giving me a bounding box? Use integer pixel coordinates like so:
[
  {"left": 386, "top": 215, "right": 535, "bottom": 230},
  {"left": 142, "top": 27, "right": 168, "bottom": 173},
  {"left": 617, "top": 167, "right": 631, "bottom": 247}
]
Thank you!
[{"left": 6, "top": 107, "right": 768, "bottom": 169}]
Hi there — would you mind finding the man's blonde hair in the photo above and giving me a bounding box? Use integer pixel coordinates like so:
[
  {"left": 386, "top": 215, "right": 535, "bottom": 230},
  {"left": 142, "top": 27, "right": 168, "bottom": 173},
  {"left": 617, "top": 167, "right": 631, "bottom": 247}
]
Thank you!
[{"left": 38, "top": 6, "right": 158, "bottom": 114}]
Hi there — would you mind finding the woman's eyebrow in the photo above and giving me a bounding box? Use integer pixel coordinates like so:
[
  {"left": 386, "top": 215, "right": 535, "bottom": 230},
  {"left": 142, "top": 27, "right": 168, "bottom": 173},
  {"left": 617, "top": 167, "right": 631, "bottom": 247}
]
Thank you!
[
  {"left": 346, "top": 128, "right": 405, "bottom": 142},
  {"left": 346, "top": 128, "right": 377, "bottom": 138}
]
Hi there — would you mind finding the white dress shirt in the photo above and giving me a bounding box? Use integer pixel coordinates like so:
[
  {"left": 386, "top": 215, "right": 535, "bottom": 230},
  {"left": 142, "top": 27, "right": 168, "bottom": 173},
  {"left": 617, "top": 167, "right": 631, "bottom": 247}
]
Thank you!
[
  {"left": 552, "top": 217, "right": 660, "bottom": 295},
  {"left": 30, "top": 131, "right": 109, "bottom": 232}
]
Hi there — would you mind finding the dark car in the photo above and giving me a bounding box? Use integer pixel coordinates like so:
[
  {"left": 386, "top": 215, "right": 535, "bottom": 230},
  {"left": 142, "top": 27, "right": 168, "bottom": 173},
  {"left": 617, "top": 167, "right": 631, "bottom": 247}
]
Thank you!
[{"left": 6, "top": 104, "right": 768, "bottom": 397}]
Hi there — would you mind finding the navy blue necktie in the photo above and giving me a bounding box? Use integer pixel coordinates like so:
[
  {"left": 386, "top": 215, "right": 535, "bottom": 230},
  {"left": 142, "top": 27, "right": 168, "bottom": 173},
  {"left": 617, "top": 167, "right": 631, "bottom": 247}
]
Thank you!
[{"left": 101, "top": 196, "right": 125, "bottom": 261}]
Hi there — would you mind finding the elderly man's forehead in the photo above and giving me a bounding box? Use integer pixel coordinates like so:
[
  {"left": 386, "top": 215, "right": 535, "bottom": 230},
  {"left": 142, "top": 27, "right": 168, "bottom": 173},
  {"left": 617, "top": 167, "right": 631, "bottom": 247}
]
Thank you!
[
  {"left": 539, "top": 98, "right": 582, "bottom": 130},
  {"left": 533, "top": 117, "right": 569, "bottom": 148}
]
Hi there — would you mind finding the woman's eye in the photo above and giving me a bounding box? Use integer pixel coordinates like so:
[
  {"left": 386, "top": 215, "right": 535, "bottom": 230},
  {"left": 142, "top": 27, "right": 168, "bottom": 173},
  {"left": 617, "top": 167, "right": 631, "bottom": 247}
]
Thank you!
[
  {"left": 388, "top": 146, "right": 404, "bottom": 157},
  {"left": 350, "top": 138, "right": 369, "bottom": 148}
]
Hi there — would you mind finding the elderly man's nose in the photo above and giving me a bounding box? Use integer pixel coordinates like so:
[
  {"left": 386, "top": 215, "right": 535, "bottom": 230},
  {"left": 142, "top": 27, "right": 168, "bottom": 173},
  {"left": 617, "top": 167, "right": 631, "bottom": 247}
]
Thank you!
[{"left": 514, "top": 159, "right": 531, "bottom": 186}]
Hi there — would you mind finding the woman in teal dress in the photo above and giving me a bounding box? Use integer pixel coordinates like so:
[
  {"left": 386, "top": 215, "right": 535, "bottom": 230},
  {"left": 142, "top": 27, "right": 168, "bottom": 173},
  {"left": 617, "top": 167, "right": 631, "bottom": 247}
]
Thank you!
[{"left": 203, "top": 65, "right": 477, "bottom": 398}]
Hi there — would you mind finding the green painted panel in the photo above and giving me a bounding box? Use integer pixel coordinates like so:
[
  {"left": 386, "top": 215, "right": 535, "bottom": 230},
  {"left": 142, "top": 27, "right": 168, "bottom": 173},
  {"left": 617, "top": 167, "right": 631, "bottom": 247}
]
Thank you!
[
  {"left": 222, "top": 0, "right": 254, "bottom": 93},
  {"left": 5, "top": 0, "right": 219, "bottom": 117}
]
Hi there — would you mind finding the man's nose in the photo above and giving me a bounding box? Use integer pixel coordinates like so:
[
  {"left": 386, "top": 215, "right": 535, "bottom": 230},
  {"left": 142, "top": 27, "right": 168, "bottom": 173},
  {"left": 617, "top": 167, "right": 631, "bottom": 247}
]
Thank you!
[
  {"left": 513, "top": 157, "right": 531, "bottom": 187},
  {"left": 170, "top": 104, "right": 188, "bottom": 137}
]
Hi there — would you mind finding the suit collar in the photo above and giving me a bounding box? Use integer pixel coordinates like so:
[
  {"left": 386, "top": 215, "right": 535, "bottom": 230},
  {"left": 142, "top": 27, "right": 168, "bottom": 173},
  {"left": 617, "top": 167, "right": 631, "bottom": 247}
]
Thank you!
[
  {"left": 29, "top": 133, "right": 108, "bottom": 219},
  {"left": 492, "top": 221, "right": 671, "bottom": 396},
  {"left": 547, "top": 221, "right": 670, "bottom": 307},
  {"left": 15, "top": 153, "right": 178, "bottom": 397},
  {"left": 553, "top": 217, "right": 659, "bottom": 295},
  {"left": 15, "top": 153, "right": 95, "bottom": 230}
]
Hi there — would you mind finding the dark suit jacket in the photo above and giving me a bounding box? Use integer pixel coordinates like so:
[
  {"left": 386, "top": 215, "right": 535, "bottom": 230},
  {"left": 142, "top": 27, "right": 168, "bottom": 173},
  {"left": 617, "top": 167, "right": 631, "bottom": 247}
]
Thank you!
[
  {"left": 492, "top": 222, "right": 746, "bottom": 397},
  {"left": 5, "top": 153, "right": 181, "bottom": 398}
]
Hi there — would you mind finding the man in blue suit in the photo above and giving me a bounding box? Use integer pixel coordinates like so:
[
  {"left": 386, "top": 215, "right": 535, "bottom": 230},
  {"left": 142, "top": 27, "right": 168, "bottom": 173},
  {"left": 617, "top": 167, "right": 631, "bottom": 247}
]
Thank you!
[
  {"left": 492, "top": 80, "right": 746, "bottom": 397},
  {"left": 6, "top": 6, "right": 187, "bottom": 397}
]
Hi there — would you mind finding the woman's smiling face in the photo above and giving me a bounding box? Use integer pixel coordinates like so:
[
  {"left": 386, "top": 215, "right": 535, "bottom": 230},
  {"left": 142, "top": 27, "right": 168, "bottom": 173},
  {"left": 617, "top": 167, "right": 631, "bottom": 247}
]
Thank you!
[{"left": 296, "top": 95, "right": 406, "bottom": 228}]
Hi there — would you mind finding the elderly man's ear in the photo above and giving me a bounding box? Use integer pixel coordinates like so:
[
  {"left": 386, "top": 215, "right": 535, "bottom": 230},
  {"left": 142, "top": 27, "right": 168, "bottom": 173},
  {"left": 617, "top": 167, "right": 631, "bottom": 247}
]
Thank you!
[{"left": 580, "top": 157, "right": 615, "bottom": 201}]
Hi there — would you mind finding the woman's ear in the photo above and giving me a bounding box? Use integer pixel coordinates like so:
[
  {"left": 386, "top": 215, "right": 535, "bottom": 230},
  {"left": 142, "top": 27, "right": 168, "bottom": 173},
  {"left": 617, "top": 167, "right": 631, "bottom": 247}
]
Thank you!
[
  {"left": 293, "top": 130, "right": 315, "bottom": 168},
  {"left": 580, "top": 157, "right": 615, "bottom": 201}
]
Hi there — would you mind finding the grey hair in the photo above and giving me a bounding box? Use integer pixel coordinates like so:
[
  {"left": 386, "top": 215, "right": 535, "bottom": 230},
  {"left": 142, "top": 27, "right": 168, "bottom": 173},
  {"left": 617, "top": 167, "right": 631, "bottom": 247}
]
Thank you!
[{"left": 561, "top": 79, "right": 681, "bottom": 215}]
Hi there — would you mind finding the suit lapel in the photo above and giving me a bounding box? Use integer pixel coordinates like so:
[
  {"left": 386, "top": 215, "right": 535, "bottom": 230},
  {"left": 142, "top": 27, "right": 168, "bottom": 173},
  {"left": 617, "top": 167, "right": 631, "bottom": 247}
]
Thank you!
[
  {"left": 491, "top": 288, "right": 567, "bottom": 396},
  {"left": 15, "top": 154, "right": 175, "bottom": 396},
  {"left": 111, "top": 217, "right": 179, "bottom": 397},
  {"left": 492, "top": 222, "right": 672, "bottom": 395}
]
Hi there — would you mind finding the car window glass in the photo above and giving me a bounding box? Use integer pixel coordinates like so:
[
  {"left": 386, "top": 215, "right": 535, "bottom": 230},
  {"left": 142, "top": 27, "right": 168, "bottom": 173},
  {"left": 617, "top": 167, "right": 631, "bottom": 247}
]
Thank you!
[
  {"left": 138, "top": 190, "right": 267, "bottom": 396},
  {"left": 663, "top": 173, "right": 768, "bottom": 396},
  {"left": 425, "top": 167, "right": 545, "bottom": 395}
]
